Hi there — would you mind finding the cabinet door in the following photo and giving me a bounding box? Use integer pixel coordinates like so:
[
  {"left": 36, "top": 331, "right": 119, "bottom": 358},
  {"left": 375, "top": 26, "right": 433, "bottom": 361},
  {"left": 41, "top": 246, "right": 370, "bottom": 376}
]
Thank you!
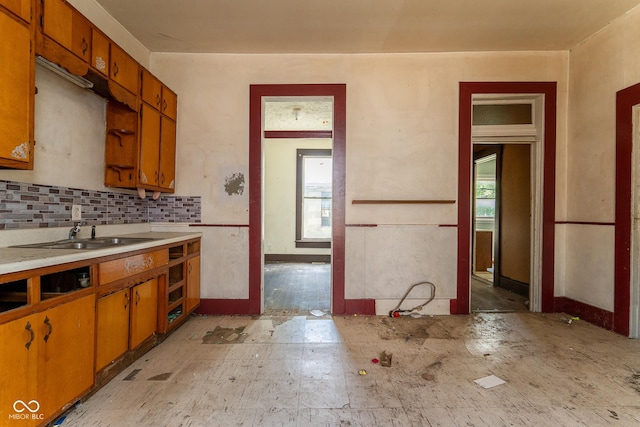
[
  {"left": 41, "top": 0, "right": 71, "bottom": 49},
  {"left": 139, "top": 104, "right": 161, "bottom": 187},
  {"left": 70, "top": 11, "right": 91, "bottom": 62},
  {"left": 159, "top": 117, "right": 176, "bottom": 191},
  {"left": 0, "top": 314, "right": 39, "bottom": 424},
  {"left": 38, "top": 294, "right": 95, "bottom": 421},
  {"left": 96, "top": 289, "right": 130, "bottom": 371},
  {"left": 91, "top": 28, "right": 109, "bottom": 76},
  {"left": 141, "top": 69, "right": 162, "bottom": 110},
  {"left": 161, "top": 86, "right": 177, "bottom": 120},
  {"left": 0, "top": 0, "right": 31, "bottom": 22},
  {"left": 130, "top": 278, "right": 158, "bottom": 349},
  {"left": 186, "top": 256, "right": 201, "bottom": 313},
  {"left": 110, "top": 44, "right": 138, "bottom": 95},
  {"left": 0, "top": 9, "right": 32, "bottom": 167}
]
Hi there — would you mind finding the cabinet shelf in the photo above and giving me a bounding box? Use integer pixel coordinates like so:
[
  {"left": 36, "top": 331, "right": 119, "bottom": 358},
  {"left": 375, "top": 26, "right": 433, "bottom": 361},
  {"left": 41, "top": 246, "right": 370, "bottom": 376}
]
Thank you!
[
  {"left": 168, "top": 280, "right": 184, "bottom": 293},
  {"left": 107, "top": 128, "right": 135, "bottom": 147}
]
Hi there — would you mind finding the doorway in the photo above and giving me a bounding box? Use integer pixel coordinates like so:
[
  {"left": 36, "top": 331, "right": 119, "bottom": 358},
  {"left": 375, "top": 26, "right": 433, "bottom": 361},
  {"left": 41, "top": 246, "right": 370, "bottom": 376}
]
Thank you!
[
  {"left": 249, "top": 84, "right": 347, "bottom": 315},
  {"left": 456, "top": 82, "right": 557, "bottom": 315},
  {"left": 262, "top": 102, "right": 333, "bottom": 314},
  {"left": 471, "top": 144, "right": 530, "bottom": 312}
]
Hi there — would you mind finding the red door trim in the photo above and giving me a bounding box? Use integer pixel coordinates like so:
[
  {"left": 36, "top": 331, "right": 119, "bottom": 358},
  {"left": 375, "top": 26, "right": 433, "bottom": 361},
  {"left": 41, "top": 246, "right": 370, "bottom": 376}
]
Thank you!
[
  {"left": 455, "top": 82, "right": 557, "bottom": 314},
  {"left": 249, "top": 84, "right": 347, "bottom": 314},
  {"left": 614, "top": 82, "right": 640, "bottom": 336}
]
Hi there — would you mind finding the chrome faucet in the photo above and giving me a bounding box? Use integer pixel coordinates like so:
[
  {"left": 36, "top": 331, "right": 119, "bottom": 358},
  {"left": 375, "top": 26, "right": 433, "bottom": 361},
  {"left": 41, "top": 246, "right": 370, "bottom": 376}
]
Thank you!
[{"left": 69, "top": 222, "right": 81, "bottom": 240}]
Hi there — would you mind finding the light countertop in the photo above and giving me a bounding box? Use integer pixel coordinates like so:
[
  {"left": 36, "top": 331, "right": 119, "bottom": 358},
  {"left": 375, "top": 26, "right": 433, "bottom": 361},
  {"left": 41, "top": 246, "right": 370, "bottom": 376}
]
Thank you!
[{"left": 0, "top": 231, "right": 202, "bottom": 276}]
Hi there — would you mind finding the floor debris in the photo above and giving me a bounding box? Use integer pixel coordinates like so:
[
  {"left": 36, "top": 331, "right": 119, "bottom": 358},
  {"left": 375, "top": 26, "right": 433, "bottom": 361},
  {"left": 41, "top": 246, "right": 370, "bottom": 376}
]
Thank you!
[
  {"left": 123, "top": 369, "right": 142, "bottom": 381},
  {"left": 202, "top": 326, "right": 248, "bottom": 344},
  {"left": 380, "top": 351, "right": 393, "bottom": 367},
  {"left": 474, "top": 374, "right": 506, "bottom": 389},
  {"left": 358, "top": 369, "right": 367, "bottom": 376},
  {"left": 148, "top": 372, "right": 172, "bottom": 381},
  {"left": 421, "top": 373, "right": 435, "bottom": 381},
  {"left": 310, "top": 309, "right": 326, "bottom": 317}
]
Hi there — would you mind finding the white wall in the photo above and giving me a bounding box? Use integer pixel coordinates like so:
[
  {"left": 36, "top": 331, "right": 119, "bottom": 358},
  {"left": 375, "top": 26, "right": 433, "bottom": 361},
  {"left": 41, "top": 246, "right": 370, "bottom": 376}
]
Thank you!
[
  {"left": 562, "top": 6, "right": 640, "bottom": 310},
  {"left": 264, "top": 139, "right": 332, "bottom": 256},
  {"left": 151, "top": 51, "right": 569, "bottom": 311}
]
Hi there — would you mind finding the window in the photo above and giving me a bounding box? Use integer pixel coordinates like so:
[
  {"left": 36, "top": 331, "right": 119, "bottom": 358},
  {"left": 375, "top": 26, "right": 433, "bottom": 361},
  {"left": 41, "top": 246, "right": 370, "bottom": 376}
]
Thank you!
[{"left": 296, "top": 149, "right": 332, "bottom": 248}]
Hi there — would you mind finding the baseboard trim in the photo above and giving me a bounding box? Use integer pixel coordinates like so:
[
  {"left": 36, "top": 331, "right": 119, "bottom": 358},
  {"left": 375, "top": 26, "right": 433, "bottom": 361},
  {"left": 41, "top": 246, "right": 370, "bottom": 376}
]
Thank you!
[
  {"left": 497, "top": 275, "right": 529, "bottom": 297},
  {"left": 196, "top": 299, "right": 257, "bottom": 315},
  {"left": 554, "top": 297, "right": 614, "bottom": 331},
  {"left": 196, "top": 298, "right": 375, "bottom": 316},
  {"left": 265, "top": 254, "right": 331, "bottom": 263},
  {"left": 344, "top": 299, "right": 376, "bottom": 315}
]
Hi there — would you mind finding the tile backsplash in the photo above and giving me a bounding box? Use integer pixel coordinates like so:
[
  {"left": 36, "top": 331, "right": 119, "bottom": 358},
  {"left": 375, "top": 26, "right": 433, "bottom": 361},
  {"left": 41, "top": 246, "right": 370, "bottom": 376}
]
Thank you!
[{"left": 0, "top": 180, "right": 201, "bottom": 229}]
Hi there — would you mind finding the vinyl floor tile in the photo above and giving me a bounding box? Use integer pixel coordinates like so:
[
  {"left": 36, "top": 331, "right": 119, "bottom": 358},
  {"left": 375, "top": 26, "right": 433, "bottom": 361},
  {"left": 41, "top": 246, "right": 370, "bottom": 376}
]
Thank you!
[{"left": 61, "top": 312, "right": 640, "bottom": 427}]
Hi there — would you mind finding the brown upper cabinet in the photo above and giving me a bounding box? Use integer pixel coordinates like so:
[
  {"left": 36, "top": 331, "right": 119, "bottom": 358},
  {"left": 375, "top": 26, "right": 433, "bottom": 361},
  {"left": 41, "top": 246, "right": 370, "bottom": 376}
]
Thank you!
[
  {"left": 110, "top": 43, "right": 139, "bottom": 95},
  {"left": 41, "top": 0, "right": 91, "bottom": 63},
  {"left": 136, "top": 68, "right": 177, "bottom": 192},
  {"left": 0, "top": 0, "right": 31, "bottom": 22},
  {"left": 91, "top": 26, "right": 109, "bottom": 76},
  {"left": 0, "top": 2, "right": 35, "bottom": 169},
  {"left": 36, "top": 0, "right": 138, "bottom": 109}
]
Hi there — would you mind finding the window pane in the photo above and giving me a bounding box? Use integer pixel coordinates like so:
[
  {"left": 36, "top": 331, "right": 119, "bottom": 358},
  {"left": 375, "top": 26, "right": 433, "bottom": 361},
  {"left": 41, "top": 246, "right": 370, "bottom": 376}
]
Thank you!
[
  {"left": 303, "top": 198, "right": 332, "bottom": 239},
  {"left": 473, "top": 104, "right": 532, "bottom": 125},
  {"left": 476, "top": 198, "right": 495, "bottom": 218},
  {"left": 303, "top": 156, "right": 332, "bottom": 239}
]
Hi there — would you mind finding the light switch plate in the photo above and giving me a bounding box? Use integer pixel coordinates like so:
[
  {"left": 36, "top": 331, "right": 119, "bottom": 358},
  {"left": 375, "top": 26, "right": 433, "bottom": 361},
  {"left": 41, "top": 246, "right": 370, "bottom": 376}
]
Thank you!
[{"left": 71, "top": 204, "right": 82, "bottom": 221}]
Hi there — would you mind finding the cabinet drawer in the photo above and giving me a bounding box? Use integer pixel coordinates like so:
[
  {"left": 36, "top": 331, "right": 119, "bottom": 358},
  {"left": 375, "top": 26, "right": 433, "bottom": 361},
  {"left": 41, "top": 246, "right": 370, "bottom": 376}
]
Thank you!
[{"left": 98, "top": 249, "right": 168, "bottom": 285}]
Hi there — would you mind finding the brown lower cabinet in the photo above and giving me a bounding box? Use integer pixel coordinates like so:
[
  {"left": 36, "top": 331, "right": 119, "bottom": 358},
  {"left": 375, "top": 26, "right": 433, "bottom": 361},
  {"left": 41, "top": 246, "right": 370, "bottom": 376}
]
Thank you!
[
  {"left": 0, "top": 294, "right": 95, "bottom": 426},
  {"left": 0, "top": 237, "right": 200, "bottom": 426},
  {"left": 96, "top": 278, "right": 158, "bottom": 371}
]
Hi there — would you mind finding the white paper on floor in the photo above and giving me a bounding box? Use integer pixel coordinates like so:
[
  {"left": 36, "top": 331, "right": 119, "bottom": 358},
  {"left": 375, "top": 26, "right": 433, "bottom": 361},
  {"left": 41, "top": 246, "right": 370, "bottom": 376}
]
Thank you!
[
  {"left": 474, "top": 374, "right": 506, "bottom": 389},
  {"left": 310, "top": 310, "right": 326, "bottom": 317}
]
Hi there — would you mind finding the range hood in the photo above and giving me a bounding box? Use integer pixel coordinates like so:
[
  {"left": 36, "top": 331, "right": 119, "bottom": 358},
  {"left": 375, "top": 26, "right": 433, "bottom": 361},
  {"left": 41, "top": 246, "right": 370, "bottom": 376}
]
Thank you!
[{"left": 36, "top": 55, "right": 94, "bottom": 89}]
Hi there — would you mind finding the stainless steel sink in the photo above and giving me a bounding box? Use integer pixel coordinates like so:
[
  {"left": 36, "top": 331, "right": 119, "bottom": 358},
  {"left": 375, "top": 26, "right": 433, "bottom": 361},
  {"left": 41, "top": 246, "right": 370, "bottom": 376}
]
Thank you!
[{"left": 11, "top": 237, "right": 154, "bottom": 250}]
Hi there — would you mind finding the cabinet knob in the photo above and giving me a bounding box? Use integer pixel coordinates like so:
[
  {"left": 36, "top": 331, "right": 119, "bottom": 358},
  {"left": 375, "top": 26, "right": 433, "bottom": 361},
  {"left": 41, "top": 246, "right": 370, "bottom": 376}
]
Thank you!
[
  {"left": 156, "top": 94, "right": 161, "bottom": 107},
  {"left": 163, "top": 99, "right": 167, "bottom": 112},
  {"left": 136, "top": 290, "right": 141, "bottom": 305},
  {"left": 43, "top": 316, "right": 53, "bottom": 343},
  {"left": 81, "top": 37, "right": 88, "bottom": 55},
  {"left": 124, "top": 292, "right": 130, "bottom": 309},
  {"left": 25, "top": 321, "right": 34, "bottom": 350}
]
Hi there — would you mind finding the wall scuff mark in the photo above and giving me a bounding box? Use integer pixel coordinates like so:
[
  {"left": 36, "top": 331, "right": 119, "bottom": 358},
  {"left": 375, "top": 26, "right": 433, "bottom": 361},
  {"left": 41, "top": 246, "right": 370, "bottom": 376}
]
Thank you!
[{"left": 224, "top": 173, "right": 245, "bottom": 196}]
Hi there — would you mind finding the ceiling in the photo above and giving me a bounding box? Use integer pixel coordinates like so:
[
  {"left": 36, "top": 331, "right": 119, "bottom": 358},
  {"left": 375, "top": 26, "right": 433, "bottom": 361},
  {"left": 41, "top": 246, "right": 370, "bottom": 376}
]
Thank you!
[{"left": 93, "top": 0, "right": 640, "bottom": 54}]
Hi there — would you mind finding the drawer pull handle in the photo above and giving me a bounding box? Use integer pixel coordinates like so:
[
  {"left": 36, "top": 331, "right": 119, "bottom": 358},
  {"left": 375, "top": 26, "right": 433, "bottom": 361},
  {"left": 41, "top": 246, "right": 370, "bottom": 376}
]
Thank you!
[
  {"left": 43, "top": 316, "right": 53, "bottom": 343},
  {"left": 124, "top": 292, "right": 130, "bottom": 309},
  {"left": 136, "top": 290, "right": 141, "bottom": 305},
  {"left": 25, "top": 321, "right": 34, "bottom": 350},
  {"left": 81, "top": 37, "right": 88, "bottom": 55},
  {"left": 113, "top": 62, "right": 119, "bottom": 77}
]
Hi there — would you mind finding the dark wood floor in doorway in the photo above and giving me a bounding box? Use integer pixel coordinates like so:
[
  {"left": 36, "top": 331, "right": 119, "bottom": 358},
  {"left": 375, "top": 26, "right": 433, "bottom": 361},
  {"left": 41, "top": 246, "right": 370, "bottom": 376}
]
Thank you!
[
  {"left": 264, "top": 262, "right": 331, "bottom": 315},
  {"left": 471, "top": 276, "right": 528, "bottom": 312}
]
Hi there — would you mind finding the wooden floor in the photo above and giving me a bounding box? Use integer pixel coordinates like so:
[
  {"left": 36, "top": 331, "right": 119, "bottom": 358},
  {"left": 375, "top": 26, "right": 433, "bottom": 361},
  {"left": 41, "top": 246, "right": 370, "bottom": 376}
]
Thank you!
[
  {"left": 62, "top": 311, "right": 640, "bottom": 426},
  {"left": 471, "top": 275, "right": 529, "bottom": 312}
]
